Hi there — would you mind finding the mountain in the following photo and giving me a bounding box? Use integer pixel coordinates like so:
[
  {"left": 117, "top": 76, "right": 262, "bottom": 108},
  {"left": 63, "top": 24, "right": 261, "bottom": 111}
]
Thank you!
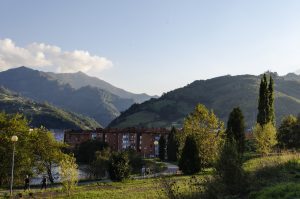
[
  {"left": 0, "top": 67, "right": 134, "bottom": 126},
  {"left": 46, "top": 71, "right": 156, "bottom": 103},
  {"left": 108, "top": 73, "right": 300, "bottom": 129},
  {"left": 0, "top": 87, "right": 100, "bottom": 129}
]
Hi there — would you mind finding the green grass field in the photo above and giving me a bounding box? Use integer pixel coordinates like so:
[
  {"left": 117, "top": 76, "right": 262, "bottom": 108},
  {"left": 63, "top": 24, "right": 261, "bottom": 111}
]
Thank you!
[{"left": 1, "top": 153, "right": 300, "bottom": 199}]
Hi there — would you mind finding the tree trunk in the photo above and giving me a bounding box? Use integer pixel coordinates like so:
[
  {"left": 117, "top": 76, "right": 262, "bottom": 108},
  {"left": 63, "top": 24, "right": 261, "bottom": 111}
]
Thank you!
[{"left": 46, "top": 162, "right": 54, "bottom": 184}]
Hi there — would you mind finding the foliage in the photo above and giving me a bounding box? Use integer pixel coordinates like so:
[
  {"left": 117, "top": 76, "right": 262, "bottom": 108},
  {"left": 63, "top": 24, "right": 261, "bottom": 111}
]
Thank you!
[
  {"left": 278, "top": 115, "right": 300, "bottom": 149},
  {"left": 178, "top": 135, "right": 201, "bottom": 174},
  {"left": 267, "top": 76, "right": 275, "bottom": 126},
  {"left": 76, "top": 139, "right": 108, "bottom": 164},
  {"left": 59, "top": 154, "right": 78, "bottom": 196},
  {"left": 215, "top": 139, "right": 246, "bottom": 195},
  {"left": 108, "top": 152, "right": 130, "bottom": 181},
  {"left": 181, "top": 104, "right": 224, "bottom": 168},
  {"left": 0, "top": 113, "right": 32, "bottom": 186},
  {"left": 158, "top": 175, "right": 203, "bottom": 199},
  {"left": 0, "top": 87, "right": 101, "bottom": 129},
  {"left": 90, "top": 148, "right": 111, "bottom": 178},
  {"left": 125, "top": 148, "right": 143, "bottom": 174},
  {"left": 257, "top": 74, "right": 275, "bottom": 126},
  {"left": 159, "top": 135, "right": 167, "bottom": 161},
  {"left": 30, "top": 127, "right": 65, "bottom": 183},
  {"left": 109, "top": 74, "right": 300, "bottom": 129},
  {"left": 253, "top": 123, "right": 277, "bottom": 155},
  {"left": 226, "top": 107, "right": 246, "bottom": 154},
  {"left": 167, "top": 127, "right": 179, "bottom": 162}
]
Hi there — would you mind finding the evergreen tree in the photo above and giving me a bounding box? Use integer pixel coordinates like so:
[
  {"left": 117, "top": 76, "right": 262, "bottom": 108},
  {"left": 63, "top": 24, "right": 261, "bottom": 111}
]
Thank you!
[
  {"left": 159, "top": 135, "right": 166, "bottom": 161},
  {"left": 268, "top": 76, "right": 275, "bottom": 126},
  {"left": 257, "top": 74, "right": 276, "bottom": 126},
  {"left": 226, "top": 107, "right": 246, "bottom": 154},
  {"left": 257, "top": 74, "right": 268, "bottom": 126},
  {"left": 215, "top": 139, "right": 246, "bottom": 195},
  {"left": 178, "top": 135, "right": 201, "bottom": 174},
  {"left": 167, "top": 127, "right": 179, "bottom": 162}
]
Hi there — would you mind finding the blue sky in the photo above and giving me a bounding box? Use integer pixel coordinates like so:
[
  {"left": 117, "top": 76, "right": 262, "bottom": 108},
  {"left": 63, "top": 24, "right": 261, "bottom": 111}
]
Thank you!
[{"left": 1, "top": 0, "right": 300, "bottom": 95}]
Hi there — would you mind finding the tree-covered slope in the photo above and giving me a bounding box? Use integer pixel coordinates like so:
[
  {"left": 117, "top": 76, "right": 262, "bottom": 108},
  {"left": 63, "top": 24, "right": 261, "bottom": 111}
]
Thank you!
[
  {"left": 0, "top": 67, "right": 134, "bottom": 126},
  {"left": 0, "top": 87, "right": 101, "bottom": 129},
  {"left": 46, "top": 71, "right": 156, "bottom": 103},
  {"left": 109, "top": 74, "right": 300, "bottom": 128}
]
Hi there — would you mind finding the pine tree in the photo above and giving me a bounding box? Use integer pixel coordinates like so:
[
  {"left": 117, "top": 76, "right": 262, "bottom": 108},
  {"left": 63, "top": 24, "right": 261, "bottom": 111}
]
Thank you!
[
  {"left": 215, "top": 139, "right": 245, "bottom": 195},
  {"left": 167, "top": 127, "right": 179, "bottom": 162},
  {"left": 178, "top": 135, "right": 201, "bottom": 174},
  {"left": 226, "top": 107, "right": 246, "bottom": 154},
  {"left": 159, "top": 135, "right": 166, "bottom": 161},
  {"left": 267, "top": 76, "right": 275, "bottom": 126},
  {"left": 257, "top": 74, "right": 268, "bottom": 126}
]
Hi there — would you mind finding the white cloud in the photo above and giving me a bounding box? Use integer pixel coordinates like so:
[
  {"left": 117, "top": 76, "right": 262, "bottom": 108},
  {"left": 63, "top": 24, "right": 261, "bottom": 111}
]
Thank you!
[{"left": 0, "top": 38, "right": 112, "bottom": 74}]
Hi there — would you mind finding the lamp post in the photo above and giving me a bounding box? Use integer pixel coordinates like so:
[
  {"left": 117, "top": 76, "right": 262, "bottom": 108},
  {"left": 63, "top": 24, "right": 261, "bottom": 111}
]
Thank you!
[
  {"left": 10, "top": 135, "right": 18, "bottom": 196},
  {"left": 154, "top": 140, "right": 159, "bottom": 157}
]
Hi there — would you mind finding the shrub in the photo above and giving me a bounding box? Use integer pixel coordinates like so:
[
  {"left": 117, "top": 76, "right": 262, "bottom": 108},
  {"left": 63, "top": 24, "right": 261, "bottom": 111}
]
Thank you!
[
  {"left": 253, "top": 123, "right": 277, "bottom": 155},
  {"left": 108, "top": 152, "right": 130, "bottom": 181}
]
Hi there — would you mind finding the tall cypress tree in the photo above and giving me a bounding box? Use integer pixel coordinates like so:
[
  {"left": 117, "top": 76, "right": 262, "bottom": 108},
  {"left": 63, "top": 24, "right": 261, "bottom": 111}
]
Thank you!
[
  {"left": 257, "top": 74, "right": 276, "bottom": 126},
  {"left": 257, "top": 74, "right": 269, "bottom": 126},
  {"left": 159, "top": 135, "right": 166, "bottom": 161},
  {"left": 167, "top": 127, "right": 179, "bottom": 161},
  {"left": 226, "top": 107, "right": 246, "bottom": 154},
  {"left": 267, "top": 76, "right": 275, "bottom": 126}
]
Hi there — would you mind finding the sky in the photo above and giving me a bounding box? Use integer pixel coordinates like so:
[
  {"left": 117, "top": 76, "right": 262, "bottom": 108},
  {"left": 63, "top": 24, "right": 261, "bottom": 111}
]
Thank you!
[{"left": 1, "top": 0, "right": 300, "bottom": 95}]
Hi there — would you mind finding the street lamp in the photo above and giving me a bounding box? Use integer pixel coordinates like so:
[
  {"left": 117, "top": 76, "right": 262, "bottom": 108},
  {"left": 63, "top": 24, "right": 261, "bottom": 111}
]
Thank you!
[
  {"left": 154, "top": 140, "right": 159, "bottom": 157},
  {"left": 10, "top": 135, "right": 18, "bottom": 196}
]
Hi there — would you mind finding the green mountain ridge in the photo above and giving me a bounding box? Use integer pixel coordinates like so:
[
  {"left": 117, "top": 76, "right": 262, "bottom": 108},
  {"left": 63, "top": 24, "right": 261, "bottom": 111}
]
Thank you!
[
  {"left": 108, "top": 74, "right": 300, "bottom": 129},
  {"left": 0, "top": 87, "right": 101, "bottom": 129},
  {"left": 0, "top": 67, "right": 135, "bottom": 126}
]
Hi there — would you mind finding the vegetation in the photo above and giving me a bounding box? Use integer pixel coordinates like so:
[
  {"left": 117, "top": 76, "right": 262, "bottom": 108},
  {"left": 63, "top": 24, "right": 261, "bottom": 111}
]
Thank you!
[
  {"left": 75, "top": 139, "right": 108, "bottom": 164},
  {"left": 0, "top": 112, "right": 69, "bottom": 186},
  {"left": 180, "top": 104, "right": 224, "bottom": 169},
  {"left": 257, "top": 74, "right": 275, "bottom": 126},
  {"left": 167, "top": 127, "right": 179, "bottom": 162},
  {"left": 31, "top": 127, "right": 65, "bottom": 183},
  {"left": 59, "top": 155, "right": 78, "bottom": 196},
  {"left": 109, "top": 73, "right": 300, "bottom": 129},
  {"left": 108, "top": 152, "right": 130, "bottom": 181},
  {"left": 90, "top": 148, "right": 111, "bottom": 178},
  {"left": 226, "top": 107, "right": 246, "bottom": 154},
  {"left": 178, "top": 135, "right": 201, "bottom": 174},
  {"left": 0, "top": 67, "right": 135, "bottom": 126},
  {"left": 253, "top": 123, "right": 277, "bottom": 155},
  {"left": 214, "top": 139, "right": 246, "bottom": 196},
  {"left": 159, "top": 135, "right": 166, "bottom": 161},
  {"left": 278, "top": 115, "right": 300, "bottom": 149},
  {"left": 0, "top": 87, "right": 101, "bottom": 129}
]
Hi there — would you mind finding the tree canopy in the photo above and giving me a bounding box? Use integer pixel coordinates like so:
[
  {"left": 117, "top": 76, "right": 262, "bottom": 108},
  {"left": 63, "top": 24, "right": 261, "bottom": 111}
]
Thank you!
[
  {"left": 226, "top": 107, "right": 245, "bottom": 154},
  {"left": 181, "top": 104, "right": 224, "bottom": 169}
]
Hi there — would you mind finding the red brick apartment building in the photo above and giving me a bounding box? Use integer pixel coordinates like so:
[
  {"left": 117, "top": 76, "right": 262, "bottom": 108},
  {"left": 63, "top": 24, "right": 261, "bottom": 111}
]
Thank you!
[{"left": 64, "top": 128, "right": 170, "bottom": 157}]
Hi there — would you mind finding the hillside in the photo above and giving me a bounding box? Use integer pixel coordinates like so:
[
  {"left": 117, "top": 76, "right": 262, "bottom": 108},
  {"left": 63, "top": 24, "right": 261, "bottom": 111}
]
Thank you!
[
  {"left": 0, "top": 67, "right": 134, "bottom": 126},
  {"left": 109, "top": 74, "right": 300, "bottom": 128},
  {"left": 0, "top": 87, "right": 101, "bottom": 129},
  {"left": 46, "top": 71, "right": 156, "bottom": 103}
]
